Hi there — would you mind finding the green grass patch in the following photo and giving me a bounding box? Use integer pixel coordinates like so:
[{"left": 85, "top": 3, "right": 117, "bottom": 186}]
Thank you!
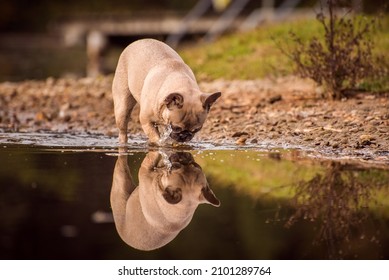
[{"left": 179, "top": 16, "right": 389, "bottom": 84}]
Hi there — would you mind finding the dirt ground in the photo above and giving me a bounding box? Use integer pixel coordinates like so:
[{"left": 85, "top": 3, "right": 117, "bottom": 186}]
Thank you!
[{"left": 0, "top": 75, "right": 388, "bottom": 164}]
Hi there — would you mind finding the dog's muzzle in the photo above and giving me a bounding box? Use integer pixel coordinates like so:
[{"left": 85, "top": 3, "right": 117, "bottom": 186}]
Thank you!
[{"left": 170, "top": 131, "right": 194, "bottom": 142}]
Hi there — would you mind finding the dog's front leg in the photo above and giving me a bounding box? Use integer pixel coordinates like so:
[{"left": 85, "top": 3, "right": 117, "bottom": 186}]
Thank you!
[{"left": 140, "top": 118, "right": 160, "bottom": 144}]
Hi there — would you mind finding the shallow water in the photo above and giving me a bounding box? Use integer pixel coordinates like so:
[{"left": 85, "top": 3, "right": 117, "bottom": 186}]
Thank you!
[{"left": 1, "top": 133, "right": 389, "bottom": 260}]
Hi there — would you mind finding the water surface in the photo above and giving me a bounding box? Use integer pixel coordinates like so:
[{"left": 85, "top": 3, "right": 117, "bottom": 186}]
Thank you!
[{"left": 1, "top": 134, "right": 389, "bottom": 260}]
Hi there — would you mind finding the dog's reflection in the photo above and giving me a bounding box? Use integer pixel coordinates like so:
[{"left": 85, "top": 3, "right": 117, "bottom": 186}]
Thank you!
[{"left": 110, "top": 151, "right": 220, "bottom": 251}]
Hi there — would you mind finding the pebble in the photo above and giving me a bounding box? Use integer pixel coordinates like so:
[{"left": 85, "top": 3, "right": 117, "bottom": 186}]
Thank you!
[
  {"left": 232, "top": 131, "right": 249, "bottom": 138},
  {"left": 268, "top": 95, "right": 282, "bottom": 104},
  {"left": 349, "top": 127, "right": 360, "bottom": 133},
  {"left": 35, "top": 112, "right": 46, "bottom": 122},
  {"left": 248, "top": 106, "right": 258, "bottom": 115},
  {"left": 236, "top": 136, "right": 247, "bottom": 145},
  {"left": 359, "top": 134, "right": 376, "bottom": 146},
  {"left": 359, "top": 134, "right": 376, "bottom": 142}
]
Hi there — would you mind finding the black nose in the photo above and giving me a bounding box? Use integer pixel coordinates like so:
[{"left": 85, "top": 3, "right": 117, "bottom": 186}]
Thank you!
[
  {"left": 179, "top": 131, "right": 193, "bottom": 142},
  {"left": 171, "top": 131, "right": 193, "bottom": 142}
]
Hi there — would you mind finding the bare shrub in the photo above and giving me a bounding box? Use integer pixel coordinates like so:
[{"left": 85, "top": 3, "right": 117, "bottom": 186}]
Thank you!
[{"left": 285, "top": 0, "right": 387, "bottom": 100}]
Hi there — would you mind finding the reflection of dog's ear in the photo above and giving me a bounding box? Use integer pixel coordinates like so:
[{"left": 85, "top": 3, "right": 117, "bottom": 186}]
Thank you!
[
  {"left": 165, "top": 93, "right": 184, "bottom": 109},
  {"left": 201, "top": 92, "right": 221, "bottom": 112},
  {"left": 162, "top": 187, "right": 183, "bottom": 204},
  {"left": 201, "top": 185, "right": 220, "bottom": 207}
]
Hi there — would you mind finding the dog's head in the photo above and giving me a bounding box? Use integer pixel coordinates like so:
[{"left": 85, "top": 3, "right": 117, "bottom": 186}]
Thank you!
[
  {"left": 161, "top": 92, "right": 221, "bottom": 142},
  {"left": 156, "top": 152, "right": 220, "bottom": 207},
  {"left": 139, "top": 151, "right": 220, "bottom": 230}
]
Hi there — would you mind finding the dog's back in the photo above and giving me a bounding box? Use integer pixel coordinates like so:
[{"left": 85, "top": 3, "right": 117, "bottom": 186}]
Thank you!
[{"left": 113, "top": 39, "right": 193, "bottom": 101}]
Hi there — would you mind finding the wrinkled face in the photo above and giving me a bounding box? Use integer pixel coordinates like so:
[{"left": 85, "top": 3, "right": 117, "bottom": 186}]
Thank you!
[
  {"left": 162, "top": 91, "right": 221, "bottom": 143},
  {"left": 168, "top": 109, "right": 206, "bottom": 142},
  {"left": 160, "top": 152, "right": 206, "bottom": 204},
  {"left": 158, "top": 152, "right": 220, "bottom": 207}
]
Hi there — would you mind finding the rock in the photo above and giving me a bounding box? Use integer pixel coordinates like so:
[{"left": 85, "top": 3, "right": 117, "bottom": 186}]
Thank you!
[
  {"left": 232, "top": 131, "right": 249, "bottom": 138},
  {"left": 360, "top": 134, "right": 376, "bottom": 142},
  {"left": 248, "top": 106, "right": 258, "bottom": 115},
  {"left": 359, "top": 134, "right": 376, "bottom": 146},
  {"left": 268, "top": 95, "right": 282, "bottom": 104},
  {"left": 236, "top": 136, "right": 247, "bottom": 145},
  {"left": 341, "top": 138, "right": 348, "bottom": 144},
  {"left": 349, "top": 127, "right": 360, "bottom": 133},
  {"left": 35, "top": 112, "right": 46, "bottom": 122}
]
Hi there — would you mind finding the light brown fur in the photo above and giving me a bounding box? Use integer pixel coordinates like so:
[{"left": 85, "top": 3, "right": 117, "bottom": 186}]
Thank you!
[
  {"left": 110, "top": 151, "right": 220, "bottom": 251},
  {"left": 112, "top": 39, "right": 221, "bottom": 144}
]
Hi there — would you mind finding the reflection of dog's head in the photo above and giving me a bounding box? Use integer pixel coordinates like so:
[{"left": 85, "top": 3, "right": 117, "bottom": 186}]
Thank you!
[
  {"left": 110, "top": 151, "right": 219, "bottom": 251},
  {"left": 162, "top": 92, "right": 221, "bottom": 142},
  {"left": 155, "top": 152, "right": 220, "bottom": 207}
]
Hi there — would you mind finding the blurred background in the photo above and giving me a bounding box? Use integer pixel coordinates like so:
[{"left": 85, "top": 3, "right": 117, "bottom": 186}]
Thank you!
[{"left": 0, "top": 0, "right": 386, "bottom": 81}]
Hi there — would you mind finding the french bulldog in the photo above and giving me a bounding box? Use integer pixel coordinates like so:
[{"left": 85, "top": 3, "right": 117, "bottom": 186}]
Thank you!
[
  {"left": 110, "top": 151, "right": 220, "bottom": 251},
  {"left": 112, "top": 38, "right": 221, "bottom": 144}
]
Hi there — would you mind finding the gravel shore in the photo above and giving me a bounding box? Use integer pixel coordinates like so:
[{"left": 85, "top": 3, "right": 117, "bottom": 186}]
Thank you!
[{"left": 1, "top": 75, "right": 388, "bottom": 164}]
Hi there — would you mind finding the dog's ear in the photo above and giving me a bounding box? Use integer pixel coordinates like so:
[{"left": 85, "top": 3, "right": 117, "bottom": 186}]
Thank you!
[
  {"left": 201, "top": 92, "right": 221, "bottom": 112},
  {"left": 200, "top": 185, "right": 220, "bottom": 207},
  {"left": 165, "top": 93, "right": 184, "bottom": 110}
]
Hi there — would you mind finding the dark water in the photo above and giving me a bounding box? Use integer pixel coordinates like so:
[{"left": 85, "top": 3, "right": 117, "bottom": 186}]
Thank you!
[{"left": 1, "top": 136, "right": 389, "bottom": 260}]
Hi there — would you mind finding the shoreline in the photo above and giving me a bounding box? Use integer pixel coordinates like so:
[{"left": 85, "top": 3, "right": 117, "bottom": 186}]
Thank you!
[{"left": 1, "top": 75, "right": 388, "bottom": 165}]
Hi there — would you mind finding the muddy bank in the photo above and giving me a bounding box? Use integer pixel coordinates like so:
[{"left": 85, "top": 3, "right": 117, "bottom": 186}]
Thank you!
[{"left": 0, "top": 76, "right": 388, "bottom": 163}]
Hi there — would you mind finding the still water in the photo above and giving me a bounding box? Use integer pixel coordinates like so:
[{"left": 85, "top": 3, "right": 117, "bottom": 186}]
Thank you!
[{"left": 1, "top": 134, "right": 389, "bottom": 260}]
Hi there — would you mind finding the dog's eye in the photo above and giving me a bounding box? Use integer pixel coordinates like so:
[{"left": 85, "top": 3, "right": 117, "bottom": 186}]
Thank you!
[{"left": 171, "top": 126, "right": 183, "bottom": 133}]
